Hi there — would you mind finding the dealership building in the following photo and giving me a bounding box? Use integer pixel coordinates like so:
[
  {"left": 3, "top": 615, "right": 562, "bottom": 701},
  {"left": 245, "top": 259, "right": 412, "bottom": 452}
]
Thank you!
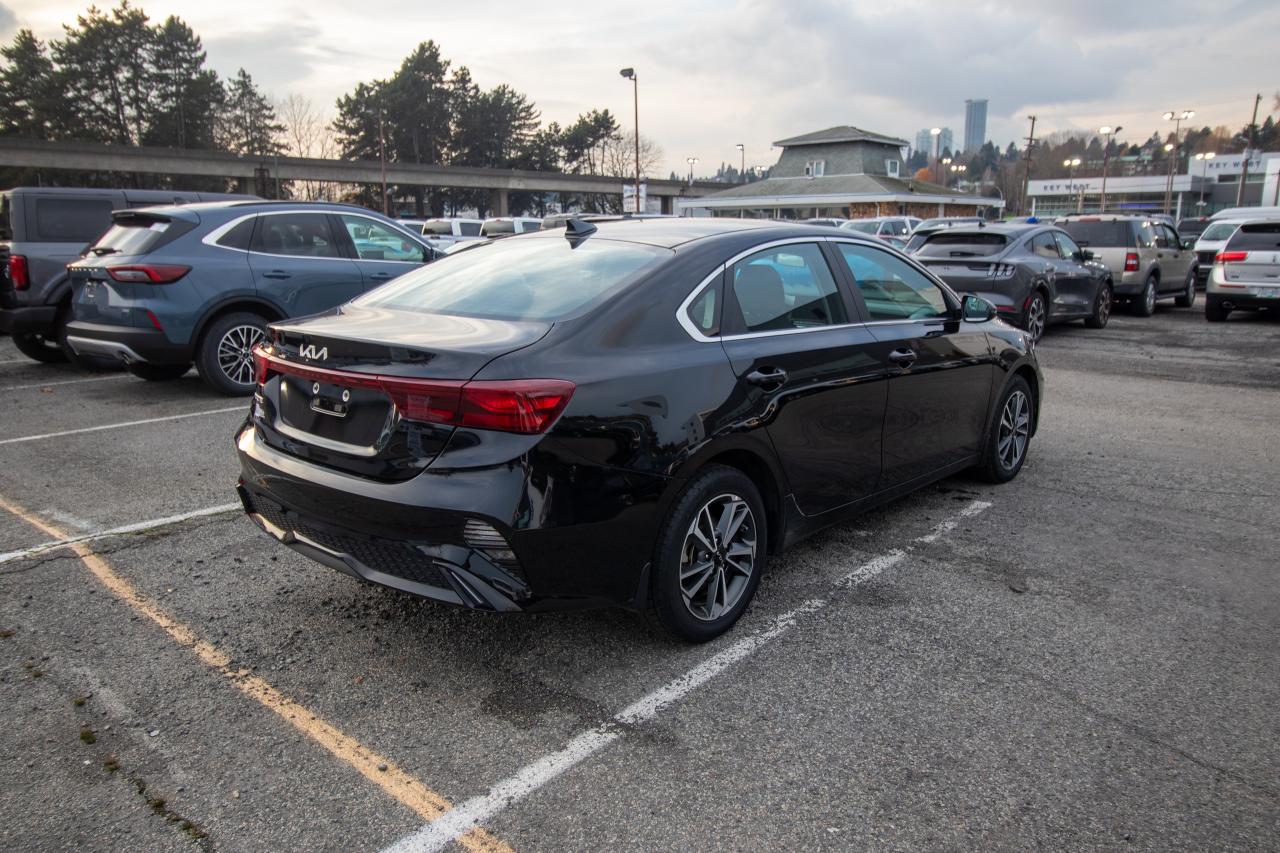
[{"left": 680, "top": 125, "right": 1004, "bottom": 219}]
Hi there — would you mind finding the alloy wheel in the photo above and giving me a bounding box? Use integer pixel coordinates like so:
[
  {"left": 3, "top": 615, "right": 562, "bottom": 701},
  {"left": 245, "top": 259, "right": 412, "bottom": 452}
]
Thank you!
[
  {"left": 1026, "top": 294, "right": 1046, "bottom": 341},
  {"left": 217, "top": 323, "right": 264, "bottom": 386},
  {"left": 997, "top": 390, "right": 1031, "bottom": 470},
  {"left": 679, "top": 493, "right": 757, "bottom": 622},
  {"left": 1145, "top": 280, "right": 1157, "bottom": 315},
  {"left": 1097, "top": 286, "right": 1111, "bottom": 325}
]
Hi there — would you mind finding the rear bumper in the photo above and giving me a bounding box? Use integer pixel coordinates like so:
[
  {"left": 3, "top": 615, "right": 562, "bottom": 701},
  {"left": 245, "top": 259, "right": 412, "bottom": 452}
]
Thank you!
[
  {"left": 1206, "top": 291, "right": 1280, "bottom": 310},
  {"left": 0, "top": 305, "right": 57, "bottom": 335},
  {"left": 63, "top": 320, "right": 190, "bottom": 364}
]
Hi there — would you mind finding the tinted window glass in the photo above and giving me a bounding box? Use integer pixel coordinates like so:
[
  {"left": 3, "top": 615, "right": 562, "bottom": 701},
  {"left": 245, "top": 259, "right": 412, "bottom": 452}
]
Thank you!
[
  {"left": 0, "top": 194, "right": 11, "bottom": 240},
  {"left": 730, "top": 244, "right": 846, "bottom": 332},
  {"left": 1053, "top": 231, "right": 1082, "bottom": 258},
  {"left": 33, "top": 198, "right": 114, "bottom": 242},
  {"left": 1226, "top": 222, "right": 1280, "bottom": 250},
  {"left": 837, "top": 244, "right": 949, "bottom": 321},
  {"left": 1058, "top": 220, "right": 1132, "bottom": 248},
  {"left": 458, "top": 222, "right": 482, "bottom": 237},
  {"left": 916, "top": 232, "right": 1008, "bottom": 257},
  {"left": 687, "top": 284, "right": 719, "bottom": 336},
  {"left": 1135, "top": 222, "right": 1157, "bottom": 248},
  {"left": 356, "top": 237, "right": 667, "bottom": 321},
  {"left": 90, "top": 221, "right": 173, "bottom": 255},
  {"left": 1029, "top": 232, "right": 1061, "bottom": 259},
  {"left": 422, "top": 221, "right": 454, "bottom": 235},
  {"left": 843, "top": 221, "right": 879, "bottom": 234},
  {"left": 251, "top": 213, "right": 338, "bottom": 258},
  {"left": 216, "top": 217, "right": 255, "bottom": 250},
  {"left": 340, "top": 215, "right": 426, "bottom": 263}
]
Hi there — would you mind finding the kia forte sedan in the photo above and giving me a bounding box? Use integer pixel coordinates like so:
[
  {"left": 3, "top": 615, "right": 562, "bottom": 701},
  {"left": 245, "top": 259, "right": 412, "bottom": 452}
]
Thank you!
[{"left": 236, "top": 218, "right": 1041, "bottom": 641}]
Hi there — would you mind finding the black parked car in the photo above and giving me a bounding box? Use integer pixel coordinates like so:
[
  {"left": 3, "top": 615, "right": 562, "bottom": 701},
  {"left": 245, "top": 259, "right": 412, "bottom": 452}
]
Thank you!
[
  {"left": 912, "top": 223, "right": 1113, "bottom": 341},
  {"left": 237, "top": 219, "right": 1041, "bottom": 641}
]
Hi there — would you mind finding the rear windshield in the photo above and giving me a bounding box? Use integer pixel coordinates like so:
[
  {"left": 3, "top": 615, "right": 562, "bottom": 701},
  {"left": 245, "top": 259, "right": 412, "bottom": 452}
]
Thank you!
[
  {"left": 1199, "top": 222, "right": 1241, "bottom": 242},
  {"left": 1225, "top": 222, "right": 1280, "bottom": 250},
  {"left": 1058, "top": 220, "right": 1132, "bottom": 247},
  {"left": 843, "top": 222, "right": 879, "bottom": 234},
  {"left": 481, "top": 220, "right": 516, "bottom": 236},
  {"left": 355, "top": 237, "right": 669, "bottom": 321},
  {"left": 915, "top": 232, "right": 1008, "bottom": 257},
  {"left": 458, "top": 221, "right": 482, "bottom": 237},
  {"left": 421, "top": 221, "right": 454, "bottom": 235},
  {"left": 90, "top": 218, "right": 176, "bottom": 256}
]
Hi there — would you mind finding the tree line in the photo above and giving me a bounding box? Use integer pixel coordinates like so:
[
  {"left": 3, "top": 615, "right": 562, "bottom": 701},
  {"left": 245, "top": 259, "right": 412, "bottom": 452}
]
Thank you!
[{"left": 0, "top": 2, "right": 662, "bottom": 215}]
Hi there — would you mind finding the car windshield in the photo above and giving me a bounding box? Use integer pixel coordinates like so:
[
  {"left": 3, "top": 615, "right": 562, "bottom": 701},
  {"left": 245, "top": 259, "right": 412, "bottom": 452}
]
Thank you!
[
  {"left": 842, "top": 221, "right": 879, "bottom": 234},
  {"left": 1200, "top": 222, "right": 1241, "bottom": 242},
  {"left": 915, "top": 232, "right": 1008, "bottom": 257},
  {"left": 355, "top": 236, "right": 669, "bottom": 321},
  {"left": 1058, "top": 220, "right": 1131, "bottom": 247}
]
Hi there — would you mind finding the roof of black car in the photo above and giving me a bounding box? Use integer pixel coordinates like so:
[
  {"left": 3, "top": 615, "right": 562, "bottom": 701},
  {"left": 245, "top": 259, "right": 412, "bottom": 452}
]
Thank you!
[{"left": 538, "top": 217, "right": 864, "bottom": 249}]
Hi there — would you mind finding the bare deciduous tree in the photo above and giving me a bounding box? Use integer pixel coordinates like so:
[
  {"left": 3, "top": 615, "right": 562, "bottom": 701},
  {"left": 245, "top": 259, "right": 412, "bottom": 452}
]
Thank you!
[{"left": 278, "top": 93, "right": 341, "bottom": 200}]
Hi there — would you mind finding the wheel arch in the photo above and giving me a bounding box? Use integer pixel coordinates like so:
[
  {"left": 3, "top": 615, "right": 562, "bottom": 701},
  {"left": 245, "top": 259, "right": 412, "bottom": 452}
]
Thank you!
[
  {"left": 192, "top": 297, "right": 285, "bottom": 350},
  {"left": 669, "top": 442, "right": 789, "bottom": 556}
]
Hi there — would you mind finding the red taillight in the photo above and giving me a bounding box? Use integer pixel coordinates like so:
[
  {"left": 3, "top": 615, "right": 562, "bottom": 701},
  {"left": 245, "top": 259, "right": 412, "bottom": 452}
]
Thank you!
[
  {"left": 253, "top": 348, "right": 574, "bottom": 434},
  {"left": 1123, "top": 252, "right": 1139, "bottom": 272},
  {"left": 7, "top": 254, "right": 29, "bottom": 290},
  {"left": 1215, "top": 251, "right": 1249, "bottom": 263},
  {"left": 106, "top": 264, "right": 191, "bottom": 284}
]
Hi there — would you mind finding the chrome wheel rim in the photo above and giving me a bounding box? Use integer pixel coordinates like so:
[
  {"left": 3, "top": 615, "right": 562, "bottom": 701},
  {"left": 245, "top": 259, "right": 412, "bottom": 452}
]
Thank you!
[
  {"left": 217, "top": 324, "right": 264, "bottom": 386},
  {"left": 679, "top": 493, "right": 757, "bottom": 622},
  {"left": 1145, "top": 280, "right": 1157, "bottom": 313},
  {"left": 1027, "top": 295, "right": 1046, "bottom": 341},
  {"left": 997, "top": 390, "right": 1031, "bottom": 470},
  {"left": 1098, "top": 286, "right": 1111, "bottom": 324},
  {"left": 1186, "top": 276, "right": 1195, "bottom": 304}
]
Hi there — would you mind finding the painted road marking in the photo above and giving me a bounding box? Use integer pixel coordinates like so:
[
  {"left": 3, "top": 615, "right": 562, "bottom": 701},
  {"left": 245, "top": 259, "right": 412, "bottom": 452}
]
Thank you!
[
  {"left": 1, "top": 373, "right": 134, "bottom": 392},
  {"left": 384, "top": 498, "right": 993, "bottom": 853},
  {"left": 0, "top": 406, "right": 244, "bottom": 445},
  {"left": 0, "top": 502, "right": 242, "bottom": 564},
  {"left": 0, "top": 495, "right": 511, "bottom": 852}
]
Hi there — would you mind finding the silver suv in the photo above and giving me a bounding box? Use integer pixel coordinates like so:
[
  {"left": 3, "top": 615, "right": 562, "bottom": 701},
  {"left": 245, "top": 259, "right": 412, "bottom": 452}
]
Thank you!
[
  {"left": 1057, "top": 214, "right": 1197, "bottom": 316},
  {"left": 1205, "top": 220, "right": 1280, "bottom": 322}
]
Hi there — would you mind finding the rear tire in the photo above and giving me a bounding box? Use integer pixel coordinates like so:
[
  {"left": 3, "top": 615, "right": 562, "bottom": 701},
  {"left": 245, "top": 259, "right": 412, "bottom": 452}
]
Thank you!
[
  {"left": 976, "top": 376, "right": 1034, "bottom": 484},
  {"left": 11, "top": 332, "right": 67, "bottom": 364},
  {"left": 1022, "top": 290, "right": 1048, "bottom": 342},
  {"left": 646, "top": 465, "right": 767, "bottom": 643},
  {"left": 1133, "top": 274, "right": 1158, "bottom": 317},
  {"left": 195, "top": 312, "right": 268, "bottom": 396},
  {"left": 1084, "top": 281, "right": 1112, "bottom": 329},
  {"left": 1205, "top": 297, "right": 1229, "bottom": 323},
  {"left": 1174, "top": 269, "right": 1196, "bottom": 308},
  {"left": 126, "top": 362, "right": 191, "bottom": 381}
]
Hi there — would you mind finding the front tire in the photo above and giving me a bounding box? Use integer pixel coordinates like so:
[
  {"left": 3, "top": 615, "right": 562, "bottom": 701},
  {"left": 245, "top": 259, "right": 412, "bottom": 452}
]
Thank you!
[
  {"left": 11, "top": 332, "right": 67, "bottom": 364},
  {"left": 195, "top": 312, "right": 268, "bottom": 396},
  {"left": 647, "top": 465, "right": 767, "bottom": 643},
  {"left": 1133, "top": 274, "right": 1158, "bottom": 317},
  {"left": 976, "top": 376, "right": 1034, "bottom": 484},
  {"left": 1174, "top": 269, "right": 1196, "bottom": 308},
  {"left": 1084, "top": 281, "right": 1112, "bottom": 329}
]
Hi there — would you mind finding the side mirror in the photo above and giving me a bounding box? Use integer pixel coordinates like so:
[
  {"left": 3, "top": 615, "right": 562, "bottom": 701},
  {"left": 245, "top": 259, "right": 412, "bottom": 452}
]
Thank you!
[
  {"left": 1181, "top": 237, "right": 1196, "bottom": 250},
  {"left": 1075, "top": 249, "right": 1094, "bottom": 261},
  {"left": 961, "top": 294, "right": 996, "bottom": 323}
]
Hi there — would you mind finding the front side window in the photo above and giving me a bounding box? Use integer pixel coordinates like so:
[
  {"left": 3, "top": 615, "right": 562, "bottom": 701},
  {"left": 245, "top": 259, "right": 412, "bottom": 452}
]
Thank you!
[
  {"left": 1029, "top": 232, "right": 1061, "bottom": 260},
  {"left": 836, "top": 243, "right": 950, "bottom": 321},
  {"left": 340, "top": 215, "right": 426, "bottom": 263},
  {"left": 1053, "top": 231, "right": 1083, "bottom": 259},
  {"left": 730, "top": 244, "right": 846, "bottom": 332},
  {"left": 251, "top": 213, "right": 338, "bottom": 258}
]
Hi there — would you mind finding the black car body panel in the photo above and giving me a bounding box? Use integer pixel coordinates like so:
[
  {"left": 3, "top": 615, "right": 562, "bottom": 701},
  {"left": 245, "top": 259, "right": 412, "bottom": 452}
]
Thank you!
[{"left": 237, "top": 220, "right": 1042, "bottom": 615}]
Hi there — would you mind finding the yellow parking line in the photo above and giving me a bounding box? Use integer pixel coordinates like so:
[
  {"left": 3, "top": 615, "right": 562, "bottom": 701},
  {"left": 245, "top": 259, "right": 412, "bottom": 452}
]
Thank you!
[{"left": 0, "top": 495, "right": 510, "bottom": 852}]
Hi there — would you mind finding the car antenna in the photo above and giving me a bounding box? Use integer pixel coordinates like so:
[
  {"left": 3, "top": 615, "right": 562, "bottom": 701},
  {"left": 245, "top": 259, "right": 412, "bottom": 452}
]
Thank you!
[{"left": 564, "top": 217, "right": 597, "bottom": 247}]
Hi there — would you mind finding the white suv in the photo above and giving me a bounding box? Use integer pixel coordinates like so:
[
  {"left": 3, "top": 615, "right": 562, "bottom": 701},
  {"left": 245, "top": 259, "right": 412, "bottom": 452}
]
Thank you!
[{"left": 420, "top": 217, "right": 484, "bottom": 249}]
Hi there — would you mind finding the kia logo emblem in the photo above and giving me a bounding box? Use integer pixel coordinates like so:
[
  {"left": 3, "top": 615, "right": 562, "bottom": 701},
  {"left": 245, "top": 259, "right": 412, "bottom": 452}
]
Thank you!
[{"left": 299, "top": 344, "right": 328, "bottom": 361}]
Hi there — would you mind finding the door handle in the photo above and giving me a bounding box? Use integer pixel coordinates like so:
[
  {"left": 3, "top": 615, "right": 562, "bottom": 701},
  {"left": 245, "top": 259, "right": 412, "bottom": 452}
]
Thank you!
[
  {"left": 889, "top": 347, "right": 917, "bottom": 368},
  {"left": 369, "top": 272, "right": 393, "bottom": 280},
  {"left": 744, "top": 367, "right": 787, "bottom": 388},
  {"left": 261, "top": 270, "right": 291, "bottom": 280}
]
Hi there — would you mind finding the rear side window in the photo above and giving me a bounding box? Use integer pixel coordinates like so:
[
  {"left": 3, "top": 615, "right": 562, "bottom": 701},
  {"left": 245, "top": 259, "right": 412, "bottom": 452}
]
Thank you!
[
  {"left": 686, "top": 283, "right": 720, "bottom": 336},
  {"left": 33, "top": 198, "right": 114, "bottom": 242},
  {"left": 1226, "top": 223, "right": 1280, "bottom": 250},
  {"left": 356, "top": 237, "right": 667, "bottom": 321},
  {"left": 0, "top": 194, "right": 12, "bottom": 240},
  {"left": 458, "top": 222, "right": 482, "bottom": 237},
  {"left": 1058, "top": 220, "right": 1132, "bottom": 248},
  {"left": 836, "top": 243, "right": 949, "bottom": 321},
  {"left": 730, "top": 243, "right": 846, "bottom": 332},
  {"left": 251, "top": 213, "right": 339, "bottom": 258},
  {"left": 216, "top": 217, "right": 255, "bottom": 250},
  {"left": 1135, "top": 222, "right": 1158, "bottom": 249}
]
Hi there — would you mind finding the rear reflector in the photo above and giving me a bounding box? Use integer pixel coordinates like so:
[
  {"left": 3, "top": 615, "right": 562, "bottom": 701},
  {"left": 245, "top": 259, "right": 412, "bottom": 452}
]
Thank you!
[
  {"left": 1215, "top": 251, "right": 1250, "bottom": 263},
  {"left": 7, "top": 254, "right": 29, "bottom": 290},
  {"left": 1123, "top": 252, "right": 1139, "bottom": 272},
  {"left": 107, "top": 264, "right": 191, "bottom": 284},
  {"left": 253, "top": 349, "right": 574, "bottom": 435}
]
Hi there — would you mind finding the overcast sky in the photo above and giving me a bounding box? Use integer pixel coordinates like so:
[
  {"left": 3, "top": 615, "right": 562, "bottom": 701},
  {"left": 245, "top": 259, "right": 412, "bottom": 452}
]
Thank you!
[{"left": 4, "top": 0, "right": 1278, "bottom": 175}]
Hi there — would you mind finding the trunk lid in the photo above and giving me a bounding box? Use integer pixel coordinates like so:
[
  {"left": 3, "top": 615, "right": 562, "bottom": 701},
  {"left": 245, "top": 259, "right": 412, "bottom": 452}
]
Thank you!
[{"left": 255, "top": 304, "right": 552, "bottom": 481}]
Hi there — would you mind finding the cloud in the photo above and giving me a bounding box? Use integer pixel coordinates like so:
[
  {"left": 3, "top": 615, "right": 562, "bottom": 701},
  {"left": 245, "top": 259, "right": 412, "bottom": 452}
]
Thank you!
[{"left": 0, "top": 3, "right": 17, "bottom": 38}]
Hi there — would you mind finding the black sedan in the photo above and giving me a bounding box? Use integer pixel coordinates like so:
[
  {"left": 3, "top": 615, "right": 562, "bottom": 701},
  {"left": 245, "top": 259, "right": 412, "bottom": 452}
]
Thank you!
[
  {"left": 236, "top": 218, "right": 1041, "bottom": 641},
  {"left": 910, "top": 222, "right": 1113, "bottom": 341}
]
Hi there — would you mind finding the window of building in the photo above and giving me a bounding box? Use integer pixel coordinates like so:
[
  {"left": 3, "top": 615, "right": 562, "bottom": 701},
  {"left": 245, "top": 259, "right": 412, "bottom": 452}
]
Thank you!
[
  {"left": 804, "top": 160, "right": 826, "bottom": 178},
  {"left": 885, "top": 159, "right": 900, "bottom": 178},
  {"left": 730, "top": 243, "right": 846, "bottom": 332}
]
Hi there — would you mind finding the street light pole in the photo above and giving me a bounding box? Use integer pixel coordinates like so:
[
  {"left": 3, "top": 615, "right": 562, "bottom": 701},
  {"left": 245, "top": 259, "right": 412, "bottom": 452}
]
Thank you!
[
  {"left": 1098, "top": 125, "right": 1122, "bottom": 213},
  {"left": 1195, "top": 151, "right": 1216, "bottom": 211},
  {"left": 1063, "top": 158, "right": 1081, "bottom": 214},
  {"left": 736, "top": 143, "right": 745, "bottom": 182},
  {"left": 619, "top": 68, "right": 640, "bottom": 212},
  {"left": 378, "top": 112, "right": 389, "bottom": 215},
  {"left": 686, "top": 157, "right": 699, "bottom": 187},
  {"left": 1162, "top": 109, "right": 1194, "bottom": 216},
  {"left": 939, "top": 155, "right": 951, "bottom": 185}
]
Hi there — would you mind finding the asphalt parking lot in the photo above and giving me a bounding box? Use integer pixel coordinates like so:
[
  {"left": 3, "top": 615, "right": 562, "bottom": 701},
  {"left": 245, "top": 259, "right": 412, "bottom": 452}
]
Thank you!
[{"left": 2, "top": 303, "right": 1279, "bottom": 852}]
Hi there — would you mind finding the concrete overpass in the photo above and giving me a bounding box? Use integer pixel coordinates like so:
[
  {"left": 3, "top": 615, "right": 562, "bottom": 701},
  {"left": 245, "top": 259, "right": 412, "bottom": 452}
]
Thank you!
[{"left": 0, "top": 137, "right": 723, "bottom": 215}]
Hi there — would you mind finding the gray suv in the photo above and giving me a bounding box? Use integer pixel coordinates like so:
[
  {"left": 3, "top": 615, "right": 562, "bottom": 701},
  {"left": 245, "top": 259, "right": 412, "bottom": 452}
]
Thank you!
[
  {"left": 0, "top": 186, "right": 254, "bottom": 365},
  {"left": 1057, "top": 214, "right": 1197, "bottom": 315},
  {"left": 65, "top": 201, "right": 439, "bottom": 394}
]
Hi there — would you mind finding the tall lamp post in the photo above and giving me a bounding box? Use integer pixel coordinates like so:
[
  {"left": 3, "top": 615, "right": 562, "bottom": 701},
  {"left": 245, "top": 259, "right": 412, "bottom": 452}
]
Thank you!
[
  {"left": 1194, "top": 151, "right": 1216, "bottom": 212},
  {"left": 938, "top": 155, "right": 951, "bottom": 184},
  {"left": 1063, "top": 158, "right": 1082, "bottom": 214},
  {"left": 735, "top": 143, "right": 745, "bottom": 182},
  {"left": 619, "top": 68, "right": 640, "bottom": 212},
  {"left": 1161, "top": 109, "right": 1194, "bottom": 216},
  {"left": 1098, "top": 124, "right": 1122, "bottom": 212},
  {"left": 686, "top": 157, "right": 699, "bottom": 186},
  {"left": 949, "top": 163, "right": 966, "bottom": 188}
]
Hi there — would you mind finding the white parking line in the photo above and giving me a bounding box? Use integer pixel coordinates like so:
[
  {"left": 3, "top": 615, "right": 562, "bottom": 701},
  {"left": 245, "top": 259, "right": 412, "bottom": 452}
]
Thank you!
[
  {"left": 383, "top": 498, "right": 993, "bottom": 853},
  {"left": 0, "top": 502, "right": 242, "bottom": 564},
  {"left": 0, "top": 406, "right": 245, "bottom": 446},
  {"left": 1, "top": 374, "right": 134, "bottom": 392}
]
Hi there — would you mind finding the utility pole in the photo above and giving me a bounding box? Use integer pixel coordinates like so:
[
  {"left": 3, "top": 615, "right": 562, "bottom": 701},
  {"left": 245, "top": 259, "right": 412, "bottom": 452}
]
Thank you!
[
  {"left": 1236, "top": 93, "right": 1261, "bottom": 206},
  {"left": 378, "top": 113, "right": 389, "bottom": 216},
  {"left": 1019, "top": 115, "right": 1037, "bottom": 215}
]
